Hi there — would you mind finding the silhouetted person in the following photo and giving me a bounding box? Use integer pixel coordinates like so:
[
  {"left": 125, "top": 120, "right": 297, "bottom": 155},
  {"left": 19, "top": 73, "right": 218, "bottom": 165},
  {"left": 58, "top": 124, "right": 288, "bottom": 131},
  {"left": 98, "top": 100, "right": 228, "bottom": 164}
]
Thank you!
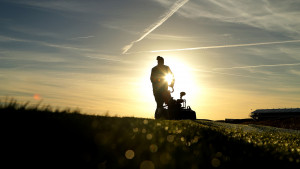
[{"left": 150, "top": 56, "right": 175, "bottom": 118}]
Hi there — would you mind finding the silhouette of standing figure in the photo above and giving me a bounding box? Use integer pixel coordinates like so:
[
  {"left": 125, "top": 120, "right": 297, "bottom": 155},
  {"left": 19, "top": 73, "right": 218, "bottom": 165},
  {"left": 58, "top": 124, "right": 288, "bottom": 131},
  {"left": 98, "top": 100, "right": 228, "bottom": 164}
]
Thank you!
[{"left": 150, "top": 56, "right": 175, "bottom": 119}]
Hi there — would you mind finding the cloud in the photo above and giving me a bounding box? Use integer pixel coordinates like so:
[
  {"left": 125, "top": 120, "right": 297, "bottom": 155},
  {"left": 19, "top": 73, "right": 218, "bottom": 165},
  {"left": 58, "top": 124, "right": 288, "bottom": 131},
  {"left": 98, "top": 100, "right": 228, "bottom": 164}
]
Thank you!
[
  {"left": 84, "top": 55, "right": 125, "bottom": 63},
  {"left": 0, "top": 34, "right": 93, "bottom": 52},
  {"left": 157, "top": 0, "right": 300, "bottom": 37},
  {"left": 0, "top": 34, "right": 124, "bottom": 64},
  {"left": 0, "top": 35, "right": 29, "bottom": 42},
  {"left": 147, "top": 39, "right": 300, "bottom": 53},
  {"left": 214, "top": 63, "right": 300, "bottom": 70},
  {"left": 289, "top": 69, "right": 300, "bottom": 76},
  {"left": 0, "top": 50, "right": 66, "bottom": 63},
  {"left": 122, "top": 0, "right": 189, "bottom": 54},
  {"left": 146, "top": 33, "right": 197, "bottom": 42},
  {"left": 193, "top": 68, "right": 267, "bottom": 80},
  {"left": 71, "top": 36, "right": 95, "bottom": 40},
  {"left": 7, "top": 0, "right": 88, "bottom": 13}
]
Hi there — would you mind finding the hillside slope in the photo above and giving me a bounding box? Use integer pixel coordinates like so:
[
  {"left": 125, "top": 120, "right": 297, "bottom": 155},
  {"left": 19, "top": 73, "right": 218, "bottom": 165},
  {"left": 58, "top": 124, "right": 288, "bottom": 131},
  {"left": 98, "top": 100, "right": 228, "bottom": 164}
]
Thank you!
[
  {"left": 1, "top": 107, "right": 300, "bottom": 169},
  {"left": 241, "top": 117, "right": 300, "bottom": 130}
]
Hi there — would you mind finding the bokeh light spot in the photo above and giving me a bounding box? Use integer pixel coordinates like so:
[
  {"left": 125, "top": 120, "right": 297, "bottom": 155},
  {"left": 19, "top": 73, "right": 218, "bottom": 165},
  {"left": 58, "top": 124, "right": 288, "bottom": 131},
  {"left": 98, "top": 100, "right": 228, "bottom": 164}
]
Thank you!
[
  {"left": 33, "top": 94, "right": 41, "bottom": 100},
  {"left": 211, "top": 158, "right": 221, "bottom": 167},
  {"left": 143, "top": 119, "right": 149, "bottom": 125},
  {"left": 160, "top": 152, "right": 172, "bottom": 164},
  {"left": 125, "top": 150, "right": 135, "bottom": 160},
  {"left": 216, "top": 152, "right": 222, "bottom": 158},
  {"left": 167, "top": 135, "right": 174, "bottom": 142},
  {"left": 140, "top": 160, "right": 155, "bottom": 169},
  {"left": 133, "top": 128, "right": 139, "bottom": 132},
  {"left": 149, "top": 144, "right": 158, "bottom": 153},
  {"left": 146, "top": 133, "right": 153, "bottom": 140}
]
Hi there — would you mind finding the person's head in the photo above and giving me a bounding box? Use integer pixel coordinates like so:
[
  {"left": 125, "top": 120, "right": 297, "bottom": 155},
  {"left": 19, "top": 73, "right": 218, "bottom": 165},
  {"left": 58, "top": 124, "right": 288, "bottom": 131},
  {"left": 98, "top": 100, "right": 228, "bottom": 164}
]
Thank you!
[{"left": 156, "top": 56, "right": 164, "bottom": 65}]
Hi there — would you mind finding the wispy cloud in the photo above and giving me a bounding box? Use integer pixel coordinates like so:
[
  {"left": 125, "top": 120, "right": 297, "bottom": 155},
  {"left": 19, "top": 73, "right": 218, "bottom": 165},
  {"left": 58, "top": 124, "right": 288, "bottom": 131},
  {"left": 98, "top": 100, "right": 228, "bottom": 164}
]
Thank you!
[
  {"left": 0, "top": 50, "right": 66, "bottom": 63},
  {"left": 122, "top": 0, "right": 189, "bottom": 54},
  {"left": 71, "top": 36, "right": 95, "bottom": 40},
  {"left": 0, "top": 34, "right": 124, "bottom": 63},
  {"left": 148, "top": 39, "right": 300, "bottom": 53},
  {"left": 289, "top": 70, "right": 300, "bottom": 76},
  {"left": 84, "top": 55, "right": 125, "bottom": 62},
  {"left": 175, "top": 0, "right": 300, "bottom": 37},
  {"left": 193, "top": 68, "right": 267, "bottom": 80},
  {"left": 7, "top": 0, "right": 88, "bottom": 13},
  {"left": 0, "top": 34, "right": 93, "bottom": 52},
  {"left": 214, "top": 63, "right": 300, "bottom": 71},
  {"left": 146, "top": 33, "right": 197, "bottom": 42}
]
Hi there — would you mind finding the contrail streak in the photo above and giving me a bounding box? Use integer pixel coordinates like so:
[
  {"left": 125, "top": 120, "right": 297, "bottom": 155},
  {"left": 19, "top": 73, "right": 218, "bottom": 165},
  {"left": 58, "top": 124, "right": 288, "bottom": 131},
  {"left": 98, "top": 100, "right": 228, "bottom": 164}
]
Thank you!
[
  {"left": 150, "top": 39, "right": 300, "bottom": 53},
  {"left": 214, "top": 63, "right": 300, "bottom": 70},
  {"left": 84, "top": 55, "right": 124, "bottom": 62},
  {"left": 122, "top": 0, "right": 189, "bottom": 54},
  {"left": 193, "top": 68, "right": 268, "bottom": 80}
]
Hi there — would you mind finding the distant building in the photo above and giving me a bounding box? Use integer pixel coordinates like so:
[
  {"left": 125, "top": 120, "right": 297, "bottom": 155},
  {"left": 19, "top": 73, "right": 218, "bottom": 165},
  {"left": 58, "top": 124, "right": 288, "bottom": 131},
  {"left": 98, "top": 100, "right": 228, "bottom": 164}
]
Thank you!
[{"left": 251, "top": 108, "right": 300, "bottom": 120}]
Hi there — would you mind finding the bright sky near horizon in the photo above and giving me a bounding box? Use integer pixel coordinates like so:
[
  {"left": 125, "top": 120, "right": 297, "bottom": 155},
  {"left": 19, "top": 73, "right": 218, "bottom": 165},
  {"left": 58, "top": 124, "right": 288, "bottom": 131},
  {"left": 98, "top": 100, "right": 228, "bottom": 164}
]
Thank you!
[{"left": 1, "top": 0, "right": 300, "bottom": 120}]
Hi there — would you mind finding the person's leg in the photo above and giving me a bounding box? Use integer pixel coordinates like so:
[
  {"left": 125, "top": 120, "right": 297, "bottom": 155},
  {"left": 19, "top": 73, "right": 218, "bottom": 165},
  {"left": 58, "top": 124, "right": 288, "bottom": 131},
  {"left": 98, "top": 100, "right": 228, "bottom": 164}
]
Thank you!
[{"left": 154, "top": 92, "right": 164, "bottom": 119}]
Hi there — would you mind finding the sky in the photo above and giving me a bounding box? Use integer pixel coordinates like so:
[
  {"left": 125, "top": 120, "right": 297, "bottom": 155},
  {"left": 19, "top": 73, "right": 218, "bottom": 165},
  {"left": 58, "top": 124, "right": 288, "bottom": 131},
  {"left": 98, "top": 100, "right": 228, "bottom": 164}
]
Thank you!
[{"left": 1, "top": 0, "right": 300, "bottom": 120}]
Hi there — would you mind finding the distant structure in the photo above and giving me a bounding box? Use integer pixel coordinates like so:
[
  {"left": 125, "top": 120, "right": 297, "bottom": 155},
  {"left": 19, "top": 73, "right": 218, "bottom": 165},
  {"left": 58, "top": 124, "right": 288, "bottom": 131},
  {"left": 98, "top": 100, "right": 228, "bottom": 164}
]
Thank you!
[{"left": 251, "top": 108, "right": 300, "bottom": 120}]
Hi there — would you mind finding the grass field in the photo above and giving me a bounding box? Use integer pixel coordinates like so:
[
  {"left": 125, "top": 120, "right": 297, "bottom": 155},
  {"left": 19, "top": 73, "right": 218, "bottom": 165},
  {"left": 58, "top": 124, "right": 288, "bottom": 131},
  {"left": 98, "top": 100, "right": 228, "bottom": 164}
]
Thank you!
[
  {"left": 1, "top": 101, "right": 300, "bottom": 169},
  {"left": 241, "top": 117, "right": 300, "bottom": 130}
]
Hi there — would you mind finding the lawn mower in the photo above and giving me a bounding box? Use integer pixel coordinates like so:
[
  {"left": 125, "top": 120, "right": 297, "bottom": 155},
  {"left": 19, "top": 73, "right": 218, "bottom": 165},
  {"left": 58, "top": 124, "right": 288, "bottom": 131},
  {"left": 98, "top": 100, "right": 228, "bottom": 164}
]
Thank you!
[{"left": 155, "top": 90, "right": 196, "bottom": 120}]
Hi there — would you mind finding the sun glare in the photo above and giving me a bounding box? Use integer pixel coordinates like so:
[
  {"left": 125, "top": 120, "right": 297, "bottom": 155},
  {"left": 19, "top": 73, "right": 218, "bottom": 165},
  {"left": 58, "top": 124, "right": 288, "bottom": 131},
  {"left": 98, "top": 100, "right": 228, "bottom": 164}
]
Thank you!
[
  {"left": 164, "top": 73, "right": 174, "bottom": 85},
  {"left": 137, "top": 56, "right": 203, "bottom": 118},
  {"left": 164, "top": 57, "right": 202, "bottom": 105}
]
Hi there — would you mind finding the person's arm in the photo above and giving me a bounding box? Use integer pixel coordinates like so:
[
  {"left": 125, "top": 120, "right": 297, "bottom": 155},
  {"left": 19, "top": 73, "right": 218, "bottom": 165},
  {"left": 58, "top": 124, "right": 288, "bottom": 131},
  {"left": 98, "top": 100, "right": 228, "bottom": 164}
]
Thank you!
[
  {"left": 150, "top": 68, "right": 156, "bottom": 83},
  {"left": 150, "top": 69, "right": 154, "bottom": 83}
]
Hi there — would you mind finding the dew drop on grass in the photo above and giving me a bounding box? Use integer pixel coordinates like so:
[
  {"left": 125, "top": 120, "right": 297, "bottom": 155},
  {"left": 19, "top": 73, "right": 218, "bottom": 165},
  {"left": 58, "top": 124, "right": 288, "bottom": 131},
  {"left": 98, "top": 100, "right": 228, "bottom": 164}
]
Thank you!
[
  {"left": 186, "top": 142, "right": 191, "bottom": 146},
  {"left": 143, "top": 119, "right": 148, "bottom": 125},
  {"left": 192, "top": 136, "right": 199, "bottom": 143},
  {"left": 140, "top": 160, "right": 155, "bottom": 169},
  {"left": 149, "top": 144, "right": 158, "bottom": 153},
  {"left": 211, "top": 158, "right": 221, "bottom": 167},
  {"left": 146, "top": 133, "right": 153, "bottom": 140},
  {"left": 160, "top": 152, "right": 172, "bottom": 164},
  {"left": 176, "top": 130, "right": 182, "bottom": 134},
  {"left": 167, "top": 135, "right": 174, "bottom": 142},
  {"left": 125, "top": 150, "right": 135, "bottom": 160},
  {"left": 215, "top": 152, "right": 222, "bottom": 158}
]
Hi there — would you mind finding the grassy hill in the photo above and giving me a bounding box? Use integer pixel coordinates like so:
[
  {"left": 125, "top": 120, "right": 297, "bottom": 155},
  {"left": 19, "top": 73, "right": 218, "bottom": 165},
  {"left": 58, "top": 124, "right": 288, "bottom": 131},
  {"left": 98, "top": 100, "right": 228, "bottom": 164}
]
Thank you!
[
  {"left": 1, "top": 101, "right": 300, "bottom": 169},
  {"left": 241, "top": 117, "right": 300, "bottom": 130}
]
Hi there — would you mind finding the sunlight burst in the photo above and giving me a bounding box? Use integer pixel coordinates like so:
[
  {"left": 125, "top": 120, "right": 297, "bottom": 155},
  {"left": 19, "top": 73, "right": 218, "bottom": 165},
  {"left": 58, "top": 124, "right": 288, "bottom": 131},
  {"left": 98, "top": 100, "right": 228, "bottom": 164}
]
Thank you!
[
  {"left": 163, "top": 56, "right": 202, "bottom": 105},
  {"left": 137, "top": 55, "right": 203, "bottom": 118},
  {"left": 164, "top": 73, "right": 174, "bottom": 85}
]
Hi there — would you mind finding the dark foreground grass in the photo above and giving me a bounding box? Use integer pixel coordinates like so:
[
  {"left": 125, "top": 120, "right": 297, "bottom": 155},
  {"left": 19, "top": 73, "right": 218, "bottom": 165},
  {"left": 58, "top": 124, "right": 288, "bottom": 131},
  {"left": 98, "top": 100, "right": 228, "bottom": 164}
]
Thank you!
[{"left": 1, "top": 102, "right": 300, "bottom": 169}]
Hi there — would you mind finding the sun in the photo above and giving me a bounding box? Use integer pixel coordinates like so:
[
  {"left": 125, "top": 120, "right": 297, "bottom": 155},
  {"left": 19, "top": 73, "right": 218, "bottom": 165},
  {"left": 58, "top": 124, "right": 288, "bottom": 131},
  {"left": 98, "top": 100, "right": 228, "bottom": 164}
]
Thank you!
[
  {"left": 163, "top": 57, "right": 201, "bottom": 103},
  {"left": 164, "top": 73, "right": 174, "bottom": 85}
]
